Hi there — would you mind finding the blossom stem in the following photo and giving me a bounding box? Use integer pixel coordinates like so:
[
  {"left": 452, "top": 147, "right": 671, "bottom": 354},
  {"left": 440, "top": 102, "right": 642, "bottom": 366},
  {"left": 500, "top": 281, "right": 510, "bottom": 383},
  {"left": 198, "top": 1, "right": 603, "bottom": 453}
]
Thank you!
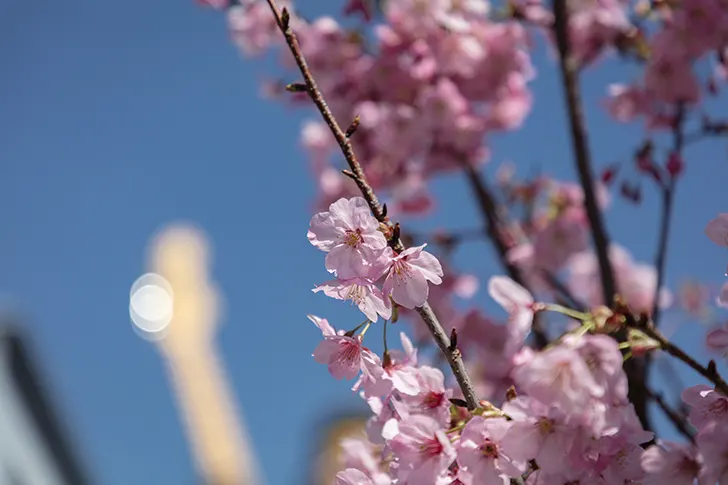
[
  {"left": 344, "top": 320, "right": 370, "bottom": 338},
  {"left": 359, "top": 321, "right": 373, "bottom": 339},
  {"left": 382, "top": 319, "right": 389, "bottom": 353},
  {"left": 264, "top": 0, "right": 481, "bottom": 411},
  {"left": 542, "top": 303, "right": 590, "bottom": 321}
]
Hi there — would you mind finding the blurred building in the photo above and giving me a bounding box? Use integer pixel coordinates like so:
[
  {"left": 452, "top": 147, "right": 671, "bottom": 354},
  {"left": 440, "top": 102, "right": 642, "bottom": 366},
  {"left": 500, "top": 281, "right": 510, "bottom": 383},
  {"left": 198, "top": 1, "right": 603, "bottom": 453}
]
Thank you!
[
  {"left": 0, "top": 321, "right": 90, "bottom": 485},
  {"left": 308, "top": 413, "right": 368, "bottom": 485}
]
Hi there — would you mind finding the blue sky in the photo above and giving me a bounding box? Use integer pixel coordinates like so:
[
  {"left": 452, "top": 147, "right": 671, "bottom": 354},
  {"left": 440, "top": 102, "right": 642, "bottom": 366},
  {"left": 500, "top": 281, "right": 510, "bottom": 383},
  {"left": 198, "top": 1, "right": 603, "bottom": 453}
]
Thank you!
[{"left": 1, "top": 1, "right": 727, "bottom": 484}]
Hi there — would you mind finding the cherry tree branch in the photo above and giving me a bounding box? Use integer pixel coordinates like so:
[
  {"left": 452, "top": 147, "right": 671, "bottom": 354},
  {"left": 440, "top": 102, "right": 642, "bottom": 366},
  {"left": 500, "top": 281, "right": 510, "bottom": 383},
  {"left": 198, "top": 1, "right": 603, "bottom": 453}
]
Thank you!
[
  {"left": 264, "top": 0, "right": 480, "bottom": 410},
  {"left": 464, "top": 164, "right": 550, "bottom": 349},
  {"left": 551, "top": 0, "right": 655, "bottom": 428},
  {"left": 651, "top": 105, "right": 685, "bottom": 325},
  {"left": 644, "top": 387, "right": 695, "bottom": 444},
  {"left": 551, "top": 0, "right": 616, "bottom": 305},
  {"left": 625, "top": 317, "right": 728, "bottom": 395}
]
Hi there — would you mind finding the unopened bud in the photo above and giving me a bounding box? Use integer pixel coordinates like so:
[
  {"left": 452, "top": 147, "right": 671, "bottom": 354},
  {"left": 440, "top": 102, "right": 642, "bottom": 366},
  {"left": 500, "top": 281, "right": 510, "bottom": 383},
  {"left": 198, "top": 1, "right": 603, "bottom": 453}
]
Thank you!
[
  {"left": 345, "top": 114, "right": 360, "bottom": 138},
  {"left": 666, "top": 151, "right": 684, "bottom": 179},
  {"left": 620, "top": 181, "right": 642, "bottom": 204},
  {"left": 285, "top": 82, "right": 308, "bottom": 93},
  {"left": 591, "top": 305, "right": 617, "bottom": 333},
  {"left": 628, "top": 328, "right": 661, "bottom": 356},
  {"left": 280, "top": 7, "right": 291, "bottom": 30},
  {"left": 600, "top": 164, "right": 619, "bottom": 186}
]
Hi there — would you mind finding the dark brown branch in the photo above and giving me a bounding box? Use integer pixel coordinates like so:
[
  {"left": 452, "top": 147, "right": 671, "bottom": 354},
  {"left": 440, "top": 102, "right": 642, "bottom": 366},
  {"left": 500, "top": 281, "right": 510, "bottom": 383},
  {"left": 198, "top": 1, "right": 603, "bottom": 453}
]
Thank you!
[
  {"left": 264, "top": 0, "right": 480, "bottom": 410},
  {"left": 551, "top": 0, "right": 616, "bottom": 305},
  {"left": 651, "top": 105, "right": 685, "bottom": 326},
  {"left": 551, "top": 0, "right": 653, "bottom": 430},
  {"left": 645, "top": 387, "right": 695, "bottom": 444},
  {"left": 625, "top": 318, "right": 728, "bottom": 395},
  {"left": 463, "top": 164, "right": 549, "bottom": 349}
]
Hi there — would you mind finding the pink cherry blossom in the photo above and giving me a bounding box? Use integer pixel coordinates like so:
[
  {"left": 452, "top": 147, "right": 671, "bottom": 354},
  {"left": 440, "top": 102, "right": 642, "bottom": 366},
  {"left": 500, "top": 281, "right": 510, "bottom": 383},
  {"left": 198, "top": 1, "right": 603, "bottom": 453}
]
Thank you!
[
  {"left": 512, "top": 344, "right": 604, "bottom": 414},
  {"left": 336, "top": 468, "right": 375, "bottom": 485},
  {"left": 488, "top": 276, "right": 535, "bottom": 354},
  {"left": 499, "top": 396, "right": 573, "bottom": 473},
  {"left": 458, "top": 416, "right": 526, "bottom": 483},
  {"left": 720, "top": 282, "right": 728, "bottom": 308},
  {"left": 310, "top": 315, "right": 367, "bottom": 380},
  {"left": 641, "top": 441, "right": 702, "bottom": 484},
  {"left": 706, "top": 321, "right": 728, "bottom": 356},
  {"left": 339, "top": 438, "right": 392, "bottom": 485},
  {"left": 706, "top": 214, "right": 728, "bottom": 247},
  {"left": 388, "top": 415, "right": 456, "bottom": 484},
  {"left": 563, "top": 334, "right": 628, "bottom": 402},
  {"left": 695, "top": 420, "right": 728, "bottom": 485},
  {"left": 308, "top": 197, "right": 390, "bottom": 279},
  {"left": 401, "top": 366, "right": 452, "bottom": 426},
  {"left": 313, "top": 278, "right": 392, "bottom": 322},
  {"left": 681, "top": 384, "right": 728, "bottom": 430},
  {"left": 383, "top": 244, "right": 443, "bottom": 309}
]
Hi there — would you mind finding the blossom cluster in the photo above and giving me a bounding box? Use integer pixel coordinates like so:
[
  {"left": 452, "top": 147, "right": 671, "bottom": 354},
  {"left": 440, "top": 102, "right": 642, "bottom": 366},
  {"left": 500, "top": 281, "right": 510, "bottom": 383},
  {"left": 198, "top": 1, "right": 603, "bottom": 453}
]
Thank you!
[
  {"left": 192, "top": 0, "right": 728, "bottom": 483},
  {"left": 303, "top": 198, "right": 727, "bottom": 484},
  {"left": 308, "top": 196, "right": 444, "bottom": 316},
  {"left": 201, "top": 0, "right": 728, "bottom": 322}
]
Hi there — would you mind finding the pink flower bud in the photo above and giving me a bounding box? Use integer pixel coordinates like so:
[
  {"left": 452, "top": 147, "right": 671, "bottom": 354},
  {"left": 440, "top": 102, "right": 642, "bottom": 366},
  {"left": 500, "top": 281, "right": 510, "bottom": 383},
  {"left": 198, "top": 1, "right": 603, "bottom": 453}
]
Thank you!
[{"left": 666, "top": 151, "right": 684, "bottom": 179}]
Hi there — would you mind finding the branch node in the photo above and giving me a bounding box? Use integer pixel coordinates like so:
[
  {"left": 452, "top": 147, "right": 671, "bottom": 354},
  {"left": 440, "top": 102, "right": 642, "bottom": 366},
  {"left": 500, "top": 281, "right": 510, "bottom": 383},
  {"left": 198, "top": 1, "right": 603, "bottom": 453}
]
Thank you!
[
  {"left": 280, "top": 6, "right": 290, "bottom": 30},
  {"left": 345, "top": 114, "right": 361, "bottom": 138},
  {"left": 448, "top": 328, "right": 458, "bottom": 352},
  {"left": 285, "top": 82, "right": 308, "bottom": 93},
  {"left": 341, "top": 169, "right": 358, "bottom": 181}
]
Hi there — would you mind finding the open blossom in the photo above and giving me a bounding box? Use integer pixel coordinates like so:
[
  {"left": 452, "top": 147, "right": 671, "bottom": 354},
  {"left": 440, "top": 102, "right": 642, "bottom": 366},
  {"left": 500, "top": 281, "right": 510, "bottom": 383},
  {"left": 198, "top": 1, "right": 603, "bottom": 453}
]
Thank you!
[
  {"left": 388, "top": 415, "right": 456, "bottom": 484},
  {"left": 695, "top": 420, "right": 728, "bottom": 485},
  {"left": 458, "top": 416, "right": 526, "bottom": 483},
  {"left": 563, "top": 334, "right": 628, "bottom": 402},
  {"left": 309, "top": 315, "right": 367, "bottom": 380},
  {"left": 339, "top": 438, "right": 392, "bottom": 485},
  {"left": 383, "top": 244, "right": 444, "bottom": 309},
  {"left": 681, "top": 384, "right": 728, "bottom": 430},
  {"left": 354, "top": 347, "right": 420, "bottom": 398},
  {"left": 401, "top": 366, "right": 452, "bottom": 426},
  {"left": 705, "top": 321, "right": 728, "bottom": 356},
  {"left": 313, "top": 277, "right": 392, "bottom": 322},
  {"left": 512, "top": 343, "right": 604, "bottom": 414},
  {"left": 566, "top": 244, "right": 672, "bottom": 314},
  {"left": 706, "top": 214, "right": 728, "bottom": 247},
  {"left": 641, "top": 441, "right": 702, "bottom": 484},
  {"left": 720, "top": 282, "right": 728, "bottom": 308},
  {"left": 336, "top": 468, "right": 375, "bottom": 485},
  {"left": 488, "top": 276, "right": 535, "bottom": 354},
  {"left": 308, "top": 197, "right": 390, "bottom": 279},
  {"left": 500, "top": 396, "right": 573, "bottom": 473}
]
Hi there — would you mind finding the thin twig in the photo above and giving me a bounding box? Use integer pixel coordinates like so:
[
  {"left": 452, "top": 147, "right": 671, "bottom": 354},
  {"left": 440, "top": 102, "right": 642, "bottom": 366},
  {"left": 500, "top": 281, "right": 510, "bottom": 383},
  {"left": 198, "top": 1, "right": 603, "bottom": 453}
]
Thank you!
[
  {"left": 551, "top": 0, "right": 616, "bottom": 305},
  {"left": 625, "top": 318, "right": 728, "bottom": 395},
  {"left": 644, "top": 387, "right": 695, "bottom": 444},
  {"left": 264, "top": 0, "right": 480, "bottom": 410},
  {"left": 463, "top": 164, "right": 549, "bottom": 349},
  {"left": 651, "top": 105, "right": 685, "bottom": 325}
]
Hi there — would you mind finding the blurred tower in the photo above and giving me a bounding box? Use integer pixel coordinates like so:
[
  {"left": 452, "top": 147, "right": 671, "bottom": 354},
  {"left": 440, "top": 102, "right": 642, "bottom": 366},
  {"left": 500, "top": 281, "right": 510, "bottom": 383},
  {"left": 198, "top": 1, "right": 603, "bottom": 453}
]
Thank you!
[
  {"left": 308, "top": 413, "right": 368, "bottom": 485},
  {"left": 135, "top": 223, "right": 262, "bottom": 485}
]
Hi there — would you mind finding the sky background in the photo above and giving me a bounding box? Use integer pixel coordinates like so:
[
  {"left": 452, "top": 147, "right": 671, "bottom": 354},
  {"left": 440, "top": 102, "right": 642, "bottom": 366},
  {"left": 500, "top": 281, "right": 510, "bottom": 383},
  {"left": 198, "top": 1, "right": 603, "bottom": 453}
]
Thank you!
[{"left": 1, "top": 1, "right": 727, "bottom": 484}]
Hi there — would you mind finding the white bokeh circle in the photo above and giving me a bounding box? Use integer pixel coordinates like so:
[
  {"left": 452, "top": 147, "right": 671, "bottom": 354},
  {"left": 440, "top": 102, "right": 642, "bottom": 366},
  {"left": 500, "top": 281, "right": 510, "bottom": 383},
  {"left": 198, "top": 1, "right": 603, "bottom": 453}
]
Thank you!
[{"left": 129, "top": 273, "right": 174, "bottom": 341}]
